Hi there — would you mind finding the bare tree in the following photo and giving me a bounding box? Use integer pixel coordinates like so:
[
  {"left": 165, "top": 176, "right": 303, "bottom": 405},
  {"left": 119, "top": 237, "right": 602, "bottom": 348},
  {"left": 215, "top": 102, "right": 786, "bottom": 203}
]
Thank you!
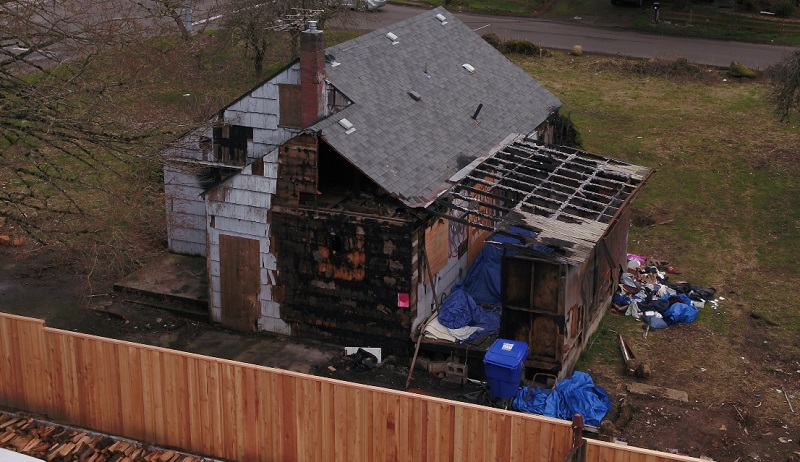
[
  {"left": 128, "top": 0, "right": 222, "bottom": 42},
  {"left": 220, "top": 0, "right": 356, "bottom": 79},
  {"left": 0, "top": 0, "right": 166, "bottom": 250},
  {"left": 770, "top": 49, "right": 800, "bottom": 122},
  {"left": 220, "top": 0, "right": 287, "bottom": 79}
]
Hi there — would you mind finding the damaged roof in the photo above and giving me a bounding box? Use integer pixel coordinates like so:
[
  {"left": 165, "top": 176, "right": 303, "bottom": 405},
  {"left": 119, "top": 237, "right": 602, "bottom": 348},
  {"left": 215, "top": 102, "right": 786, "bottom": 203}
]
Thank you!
[
  {"left": 433, "top": 138, "right": 653, "bottom": 266},
  {"left": 311, "top": 7, "right": 562, "bottom": 208}
]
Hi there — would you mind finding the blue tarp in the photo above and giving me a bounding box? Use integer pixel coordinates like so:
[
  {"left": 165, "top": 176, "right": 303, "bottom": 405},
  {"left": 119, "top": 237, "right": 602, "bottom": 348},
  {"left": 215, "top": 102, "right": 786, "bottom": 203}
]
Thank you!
[
  {"left": 453, "top": 228, "right": 538, "bottom": 306},
  {"left": 511, "top": 371, "right": 611, "bottom": 426},
  {"left": 438, "top": 289, "right": 500, "bottom": 342},
  {"left": 662, "top": 293, "right": 698, "bottom": 324}
]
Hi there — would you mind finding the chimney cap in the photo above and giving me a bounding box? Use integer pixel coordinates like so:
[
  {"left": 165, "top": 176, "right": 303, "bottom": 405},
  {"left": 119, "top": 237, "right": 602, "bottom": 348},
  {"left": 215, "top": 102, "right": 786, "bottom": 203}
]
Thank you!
[{"left": 306, "top": 20, "right": 321, "bottom": 33}]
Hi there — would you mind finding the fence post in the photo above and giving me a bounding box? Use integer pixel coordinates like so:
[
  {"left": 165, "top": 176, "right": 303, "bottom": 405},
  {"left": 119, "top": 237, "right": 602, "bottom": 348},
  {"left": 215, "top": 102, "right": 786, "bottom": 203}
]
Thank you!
[
  {"left": 689, "top": 8, "right": 693, "bottom": 24},
  {"left": 562, "top": 413, "right": 586, "bottom": 462}
]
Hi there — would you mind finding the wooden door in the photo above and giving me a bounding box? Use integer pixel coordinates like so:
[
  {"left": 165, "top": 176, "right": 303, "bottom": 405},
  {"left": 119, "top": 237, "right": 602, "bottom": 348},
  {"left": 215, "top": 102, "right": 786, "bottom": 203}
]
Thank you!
[{"left": 219, "top": 234, "right": 260, "bottom": 331}]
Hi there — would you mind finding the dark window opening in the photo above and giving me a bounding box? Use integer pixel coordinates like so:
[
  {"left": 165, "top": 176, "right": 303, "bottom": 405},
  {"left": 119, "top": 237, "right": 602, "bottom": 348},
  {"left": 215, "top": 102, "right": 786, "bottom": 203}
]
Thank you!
[
  {"left": 329, "top": 233, "right": 344, "bottom": 254},
  {"left": 318, "top": 151, "right": 378, "bottom": 195},
  {"left": 307, "top": 142, "right": 387, "bottom": 211},
  {"left": 213, "top": 125, "right": 252, "bottom": 166}
]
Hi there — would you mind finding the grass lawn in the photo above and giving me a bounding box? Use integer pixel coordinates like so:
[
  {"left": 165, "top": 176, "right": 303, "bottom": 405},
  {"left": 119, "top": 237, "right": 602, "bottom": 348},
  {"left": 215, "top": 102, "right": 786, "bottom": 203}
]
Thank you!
[{"left": 515, "top": 53, "right": 800, "bottom": 446}]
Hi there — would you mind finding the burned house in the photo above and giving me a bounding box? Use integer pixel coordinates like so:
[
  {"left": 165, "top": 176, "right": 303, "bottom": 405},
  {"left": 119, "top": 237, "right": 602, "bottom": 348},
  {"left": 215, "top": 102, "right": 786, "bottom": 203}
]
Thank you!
[{"left": 161, "top": 8, "right": 651, "bottom": 378}]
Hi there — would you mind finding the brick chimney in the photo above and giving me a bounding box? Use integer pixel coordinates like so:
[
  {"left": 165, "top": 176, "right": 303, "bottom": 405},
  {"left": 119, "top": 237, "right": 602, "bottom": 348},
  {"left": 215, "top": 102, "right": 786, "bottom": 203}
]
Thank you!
[{"left": 300, "top": 21, "right": 326, "bottom": 129}]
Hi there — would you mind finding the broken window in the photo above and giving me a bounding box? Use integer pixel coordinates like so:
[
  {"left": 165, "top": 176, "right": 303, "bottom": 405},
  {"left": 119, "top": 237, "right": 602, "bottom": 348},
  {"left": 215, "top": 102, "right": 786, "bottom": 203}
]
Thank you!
[
  {"left": 327, "top": 86, "right": 351, "bottom": 115},
  {"left": 213, "top": 125, "right": 252, "bottom": 166},
  {"left": 278, "top": 84, "right": 302, "bottom": 128}
]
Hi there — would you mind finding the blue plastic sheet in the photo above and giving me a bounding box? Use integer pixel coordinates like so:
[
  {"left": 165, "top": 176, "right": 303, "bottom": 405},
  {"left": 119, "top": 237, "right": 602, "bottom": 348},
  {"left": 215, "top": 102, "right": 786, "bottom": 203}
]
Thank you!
[
  {"left": 453, "top": 228, "right": 538, "bottom": 306},
  {"left": 662, "top": 293, "right": 698, "bottom": 324},
  {"left": 438, "top": 289, "right": 500, "bottom": 342},
  {"left": 512, "top": 371, "right": 611, "bottom": 426}
]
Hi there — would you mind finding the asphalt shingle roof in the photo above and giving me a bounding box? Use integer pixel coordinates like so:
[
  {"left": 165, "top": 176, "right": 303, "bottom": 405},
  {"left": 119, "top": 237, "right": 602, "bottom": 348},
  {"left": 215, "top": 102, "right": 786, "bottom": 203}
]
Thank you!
[{"left": 311, "top": 7, "right": 563, "bottom": 208}]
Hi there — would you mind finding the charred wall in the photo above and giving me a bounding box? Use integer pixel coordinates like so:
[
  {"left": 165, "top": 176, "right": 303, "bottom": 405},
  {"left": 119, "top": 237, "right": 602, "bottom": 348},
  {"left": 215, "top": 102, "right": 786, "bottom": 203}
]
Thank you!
[{"left": 271, "top": 208, "right": 416, "bottom": 354}]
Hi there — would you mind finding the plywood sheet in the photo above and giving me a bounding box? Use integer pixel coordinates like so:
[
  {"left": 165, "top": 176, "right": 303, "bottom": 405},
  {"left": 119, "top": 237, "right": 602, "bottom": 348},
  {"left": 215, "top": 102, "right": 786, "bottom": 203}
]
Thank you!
[{"left": 220, "top": 233, "right": 261, "bottom": 331}]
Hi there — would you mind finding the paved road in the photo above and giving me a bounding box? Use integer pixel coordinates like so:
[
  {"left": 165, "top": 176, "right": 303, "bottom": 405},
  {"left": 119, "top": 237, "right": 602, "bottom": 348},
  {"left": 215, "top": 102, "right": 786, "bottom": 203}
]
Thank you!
[{"left": 346, "top": 4, "right": 796, "bottom": 69}]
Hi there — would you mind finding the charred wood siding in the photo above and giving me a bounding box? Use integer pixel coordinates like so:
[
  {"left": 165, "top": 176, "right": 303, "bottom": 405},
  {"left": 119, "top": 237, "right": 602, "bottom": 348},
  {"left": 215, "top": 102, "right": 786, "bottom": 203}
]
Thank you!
[
  {"left": 273, "top": 135, "right": 318, "bottom": 207},
  {"left": 271, "top": 209, "right": 415, "bottom": 354}
]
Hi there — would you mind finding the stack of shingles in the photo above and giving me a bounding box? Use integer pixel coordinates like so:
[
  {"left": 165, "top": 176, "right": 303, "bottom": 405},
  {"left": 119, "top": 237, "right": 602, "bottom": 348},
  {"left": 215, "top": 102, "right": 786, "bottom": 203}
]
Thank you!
[{"left": 0, "top": 413, "right": 205, "bottom": 462}]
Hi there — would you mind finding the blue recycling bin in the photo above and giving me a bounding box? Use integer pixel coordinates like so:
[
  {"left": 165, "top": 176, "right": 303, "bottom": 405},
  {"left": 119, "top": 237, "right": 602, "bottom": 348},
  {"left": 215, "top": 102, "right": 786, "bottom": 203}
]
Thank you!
[{"left": 483, "top": 339, "right": 529, "bottom": 401}]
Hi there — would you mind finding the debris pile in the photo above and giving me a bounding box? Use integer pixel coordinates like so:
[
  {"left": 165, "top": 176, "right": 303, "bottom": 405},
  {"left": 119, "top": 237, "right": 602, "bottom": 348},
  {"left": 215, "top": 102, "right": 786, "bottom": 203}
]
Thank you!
[
  {"left": 611, "top": 254, "right": 720, "bottom": 332},
  {"left": 0, "top": 412, "right": 210, "bottom": 462}
]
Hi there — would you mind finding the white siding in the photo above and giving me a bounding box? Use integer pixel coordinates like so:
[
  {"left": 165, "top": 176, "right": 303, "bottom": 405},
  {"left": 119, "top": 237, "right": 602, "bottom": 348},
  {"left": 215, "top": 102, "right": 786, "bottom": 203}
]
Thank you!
[
  {"left": 223, "top": 64, "right": 305, "bottom": 166},
  {"left": 162, "top": 63, "right": 323, "bottom": 323},
  {"left": 206, "top": 148, "right": 289, "bottom": 335},
  {"left": 164, "top": 165, "right": 207, "bottom": 256}
]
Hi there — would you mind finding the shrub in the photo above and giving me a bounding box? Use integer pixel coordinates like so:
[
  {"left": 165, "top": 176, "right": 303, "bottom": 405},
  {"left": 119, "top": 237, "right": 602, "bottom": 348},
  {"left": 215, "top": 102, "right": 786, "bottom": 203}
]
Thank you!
[
  {"left": 503, "top": 39, "right": 542, "bottom": 56},
  {"left": 482, "top": 33, "right": 503, "bottom": 51},
  {"left": 768, "top": 49, "right": 800, "bottom": 122},
  {"left": 593, "top": 57, "right": 709, "bottom": 81},
  {"left": 772, "top": 0, "right": 795, "bottom": 17},
  {"left": 729, "top": 61, "right": 757, "bottom": 78}
]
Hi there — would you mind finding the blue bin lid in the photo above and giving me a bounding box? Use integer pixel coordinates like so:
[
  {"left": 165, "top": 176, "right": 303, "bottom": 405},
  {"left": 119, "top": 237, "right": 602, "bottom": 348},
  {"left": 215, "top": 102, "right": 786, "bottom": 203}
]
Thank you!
[{"left": 483, "top": 339, "right": 529, "bottom": 368}]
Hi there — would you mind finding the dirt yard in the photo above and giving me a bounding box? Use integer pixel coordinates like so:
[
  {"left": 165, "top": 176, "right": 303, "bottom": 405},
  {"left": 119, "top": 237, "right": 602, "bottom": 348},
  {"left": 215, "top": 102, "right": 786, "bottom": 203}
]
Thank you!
[{"left": 1, "top": 246, "right": 798, "bottom": 462}]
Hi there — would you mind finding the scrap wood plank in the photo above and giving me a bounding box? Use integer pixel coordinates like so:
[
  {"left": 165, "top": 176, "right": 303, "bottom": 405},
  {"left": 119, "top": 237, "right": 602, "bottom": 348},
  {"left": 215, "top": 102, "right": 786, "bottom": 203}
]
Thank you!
[
  {"left": 0, "top": 431, "right": 16, "bottom": 444},
  {"left": 0, "top": 418, "right": 20, "bottom": 429},
  {"left": 79, "top": 452, "right": 94, "bottom": 462},
  {"left": 12, "top": 435, "right": 32, "bottom": 450},
  {"left": 22, "top": 437, "right": 41, "bottom": 452},
  {"left": 19, "top": 418, "right": 34, "bottom": 430},
  {"left": 58, "top": 442, "right": 76, "bottom": 456},
  {"left": 46, "top": 443, "right": 61, "bottom": 461}
]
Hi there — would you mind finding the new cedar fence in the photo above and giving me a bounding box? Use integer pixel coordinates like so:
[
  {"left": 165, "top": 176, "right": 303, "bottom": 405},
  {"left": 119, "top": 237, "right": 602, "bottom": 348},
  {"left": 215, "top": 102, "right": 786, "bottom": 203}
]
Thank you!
[{"left": 0, "top": 313, "right": 703, "bottom": 461}]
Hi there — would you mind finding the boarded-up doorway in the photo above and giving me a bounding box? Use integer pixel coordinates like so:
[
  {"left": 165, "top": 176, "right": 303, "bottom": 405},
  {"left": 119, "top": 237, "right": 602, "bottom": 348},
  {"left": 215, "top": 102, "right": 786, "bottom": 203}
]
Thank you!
[{"left": 219, "top": 234, "right": 260, "bottom": 331}]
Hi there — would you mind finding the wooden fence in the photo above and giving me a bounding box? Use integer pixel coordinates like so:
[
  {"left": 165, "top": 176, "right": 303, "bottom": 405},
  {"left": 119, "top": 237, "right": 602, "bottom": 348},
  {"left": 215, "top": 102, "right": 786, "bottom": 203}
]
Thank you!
[{"left": 0, "top": 313, "right": 703, "bottom": 461}]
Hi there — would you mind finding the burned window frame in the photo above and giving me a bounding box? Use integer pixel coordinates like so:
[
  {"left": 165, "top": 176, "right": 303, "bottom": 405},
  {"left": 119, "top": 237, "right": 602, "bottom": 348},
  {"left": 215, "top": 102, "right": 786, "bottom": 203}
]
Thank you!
[{"left": 213, "top": 124, "right": 253, "bottom": 166}]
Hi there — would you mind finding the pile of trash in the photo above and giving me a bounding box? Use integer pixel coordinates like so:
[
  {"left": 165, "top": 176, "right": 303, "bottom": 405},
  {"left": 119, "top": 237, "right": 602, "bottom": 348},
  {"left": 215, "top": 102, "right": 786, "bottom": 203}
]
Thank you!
[{"left": 611, "top": 254, "right": 719, "bottom": 331}]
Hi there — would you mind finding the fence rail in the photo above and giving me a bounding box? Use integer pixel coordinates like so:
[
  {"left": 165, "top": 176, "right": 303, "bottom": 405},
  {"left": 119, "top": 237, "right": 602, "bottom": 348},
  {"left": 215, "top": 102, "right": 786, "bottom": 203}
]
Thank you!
[
  {"left": 660, "top": 10, "right": 800, "bottom": 34},
  {"left": 0, "top": 313, "right": 703, "bottom": 461}
]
